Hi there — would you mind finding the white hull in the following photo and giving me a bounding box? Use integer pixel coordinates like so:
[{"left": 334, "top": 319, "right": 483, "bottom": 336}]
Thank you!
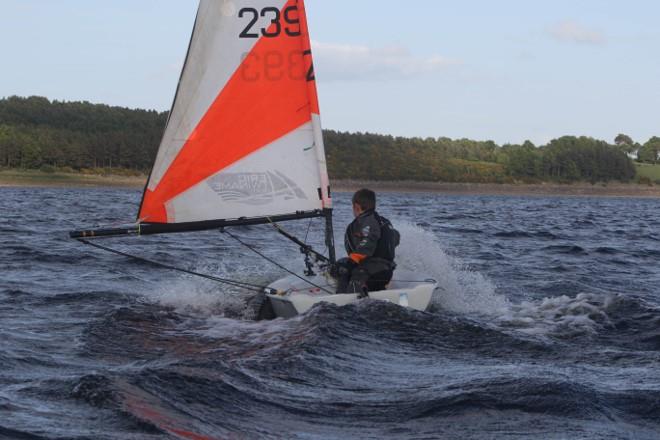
[{"left": 266, "top": 271, "right": 437, "bottom": 318}]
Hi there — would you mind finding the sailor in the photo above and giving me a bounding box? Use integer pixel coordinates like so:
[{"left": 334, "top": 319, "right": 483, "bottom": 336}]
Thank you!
[{"left": 333, "top": 189, "right": 400, "bottom": 296}]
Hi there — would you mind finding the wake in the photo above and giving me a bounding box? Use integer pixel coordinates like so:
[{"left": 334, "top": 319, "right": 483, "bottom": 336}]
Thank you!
[{"left": 394, "top": 221, "right": 620, "bottom": 337}]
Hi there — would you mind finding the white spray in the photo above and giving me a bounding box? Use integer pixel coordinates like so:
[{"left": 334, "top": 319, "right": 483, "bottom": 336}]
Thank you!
[{"left": 394, "top": 221, "right": 509, "bottom": 315}]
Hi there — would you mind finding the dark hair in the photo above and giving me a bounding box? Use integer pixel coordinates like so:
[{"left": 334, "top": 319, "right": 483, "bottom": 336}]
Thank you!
[{"left": 352, "top": 189, "right": 376, "bottom": 211}]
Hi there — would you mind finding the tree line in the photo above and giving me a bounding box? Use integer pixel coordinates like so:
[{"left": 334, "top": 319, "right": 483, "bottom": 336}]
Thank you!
[
  {"left": 0, "top": 96, "right": 165, "bottom": 170},
  {"left": 0, "top": 95, "right": 654, "bottom": 183},
  {"left": 325, "top": 132, "right": 640, "bottom": 183}
]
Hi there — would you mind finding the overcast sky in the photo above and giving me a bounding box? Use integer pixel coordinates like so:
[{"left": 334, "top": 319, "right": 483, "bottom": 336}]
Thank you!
[{"left": 1, "top": 0, "right": 659, "bottom": 145}]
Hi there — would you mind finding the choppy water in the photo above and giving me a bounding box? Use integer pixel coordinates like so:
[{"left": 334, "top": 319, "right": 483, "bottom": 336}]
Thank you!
[{"left": 1, "top": 187, "right": 660, "bottom": 439}]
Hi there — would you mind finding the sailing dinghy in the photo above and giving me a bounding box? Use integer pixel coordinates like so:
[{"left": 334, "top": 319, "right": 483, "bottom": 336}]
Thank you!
[{"left": 70, "top": 0, "right": 437, "bottom": 318}]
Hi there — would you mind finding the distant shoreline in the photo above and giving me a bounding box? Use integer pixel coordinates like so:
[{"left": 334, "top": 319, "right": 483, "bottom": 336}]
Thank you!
[
  {"left": 1, "top": 170, "right": 659, "bottom": 198},
  {"left": 0, "top": 170, "right": 146, "bottom": 188},
  {"left": 333, "top": 180, "right": 660, "bottom": 198}
]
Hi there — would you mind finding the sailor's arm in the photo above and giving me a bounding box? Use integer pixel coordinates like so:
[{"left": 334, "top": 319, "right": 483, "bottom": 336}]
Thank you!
[{"left": 349, "top": 217, "right": 381, "bottom": 264}]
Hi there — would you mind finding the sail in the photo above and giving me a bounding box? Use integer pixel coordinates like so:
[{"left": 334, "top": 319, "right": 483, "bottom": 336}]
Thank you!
[{"left": 138, "top": 0, "right": 331, "bottom": 224}]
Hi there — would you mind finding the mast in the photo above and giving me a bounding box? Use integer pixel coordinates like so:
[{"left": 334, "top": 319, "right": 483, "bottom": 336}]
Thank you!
[
  {"left": 299, "top": 0, "right": 335, "bottom": 264},
  {"left": 324, "top": 209, "right": 336, "bottom": 264}
]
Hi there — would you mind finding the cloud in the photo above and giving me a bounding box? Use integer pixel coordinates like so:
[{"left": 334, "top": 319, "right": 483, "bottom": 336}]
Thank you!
[
  {"left": 548, "top": 21, "right": 606, "bottom": 45},
  {"left": 311, "top": 41, "right": 459, "bottom": 81}
]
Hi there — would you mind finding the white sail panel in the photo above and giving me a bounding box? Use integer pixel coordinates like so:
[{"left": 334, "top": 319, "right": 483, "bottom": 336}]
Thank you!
[
  {"left": 165, "top": 122, "right": 322, "bottom": 223},
  {"left": 311, "top": 113, "right": 332, "bottom": 209}
]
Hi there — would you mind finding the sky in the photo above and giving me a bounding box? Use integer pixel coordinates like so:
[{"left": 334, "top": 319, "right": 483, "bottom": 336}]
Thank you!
[{"left": 1, "top": 0, "right": 659, "bottom": 145}]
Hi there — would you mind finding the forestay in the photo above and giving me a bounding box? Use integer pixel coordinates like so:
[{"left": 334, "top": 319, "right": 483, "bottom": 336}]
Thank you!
[{"left": 139, "top": 0, "right": 331, "bottom": 225}]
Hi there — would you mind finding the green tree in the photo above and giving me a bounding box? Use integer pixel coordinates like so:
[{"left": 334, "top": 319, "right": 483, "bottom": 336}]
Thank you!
[
  {"left": 541, "top": 136, "right": 635, "bottom": 182},
  {"left": 503, "top": 143, "right": 541, "bottom": 180},
  {"left": 639, "top": 137, "right": 660, "bottom": 163},
  {"left": 615, "top": 133, "right": 633, "bottom": 147}
]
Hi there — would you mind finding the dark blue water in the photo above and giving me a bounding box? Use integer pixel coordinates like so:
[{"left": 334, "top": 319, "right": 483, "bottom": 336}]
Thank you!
[{"left": 1, "top": 187, "right": 660, "bottom": 439}]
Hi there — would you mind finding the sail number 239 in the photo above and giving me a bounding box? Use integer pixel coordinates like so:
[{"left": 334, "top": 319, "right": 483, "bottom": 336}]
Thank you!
[{"left": 238, "top": 6, "right": 301, "bottom": 38}]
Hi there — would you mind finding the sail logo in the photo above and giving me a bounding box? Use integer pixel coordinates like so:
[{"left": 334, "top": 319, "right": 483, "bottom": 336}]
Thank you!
[{"left": 208, "top": 171, "right": 308, "bottom": 206}]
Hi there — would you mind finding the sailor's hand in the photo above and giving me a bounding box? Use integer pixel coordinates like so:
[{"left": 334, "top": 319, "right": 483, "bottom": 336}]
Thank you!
[{"left": 329, "top": 258, "right": 356, "bottom": 278}]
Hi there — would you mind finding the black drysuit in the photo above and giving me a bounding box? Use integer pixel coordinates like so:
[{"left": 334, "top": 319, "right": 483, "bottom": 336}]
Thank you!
[{"left": 336, "top": 209, "right": 398, "bottom": 295}]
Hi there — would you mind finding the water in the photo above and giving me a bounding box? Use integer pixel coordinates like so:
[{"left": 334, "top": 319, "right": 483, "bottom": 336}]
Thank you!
[{"left": 1, "top": 187, "right": 659, "bottom": 439}]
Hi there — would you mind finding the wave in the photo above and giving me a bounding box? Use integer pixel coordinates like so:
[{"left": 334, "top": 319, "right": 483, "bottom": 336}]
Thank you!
[
  {"left": 533, "top": 231, "right": 559, "bottom": 239},
  {"left": 415, "top": 378, "right": 660, "bottom": 424},
  {"left": 1, "top": 289, "right": 32, "bottom": 300},
  {"left": 138, "top": 269, "right": 256, "bottom": 318},
  {"left": 495, "top": 291, "right": 660, "bottom": 353},
  {"left": 41, "top": 291, "right": 125, "bottom": 305},
  {"left": 494, "top": 230, "right": 533, "bottom": 238},
  {"left": 543, "top": 245, "right": 587, "bottom": 255},
  {"left": 597, "top": 296, "right": 660, "bottom": 351},
  {"left": 497, "top": 293, "right": 615, "bottom": 337},
  {"left": 72, "top": 303, "right": 660, "bottom": 439},
  {"left": 440, "top": 226, "right": 484, "bottom": 234},
  {"left": 632, "top": 249, "right": 660, "bottom": 259},
  {"left": 594, "top": 246, "right": 622, "bottom": 255},
  {"left": 71, "top": 375, "right": 165, "bottom": 437},
  {"left": 0, "top": 426, "right": 48, "bottom": 440},
  {"left": 70, "top": 284, "right": 660, "bottom": 439},
  {"left": 0, "top": 244, "right": 94, "bottom": 265},
  {"left": 493, "top": 230, "right": 559, "bottom": 240},
  {"left": 72, "top": 374, "right": 120, "bottom": 409}
]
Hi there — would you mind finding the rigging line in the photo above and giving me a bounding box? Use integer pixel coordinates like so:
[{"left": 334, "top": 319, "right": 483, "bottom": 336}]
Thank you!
[
  {"left": 266, "top": 217, "right": 330, "bottom": 263},
  {"left": 221, "top": 229, "right": 335, "bottom": 295},
  {"left": 77, "top": 239, "right": 271, "bottom": 293},
  {"left": 303, "top": 217, "right": 313, "bottom": 244}
]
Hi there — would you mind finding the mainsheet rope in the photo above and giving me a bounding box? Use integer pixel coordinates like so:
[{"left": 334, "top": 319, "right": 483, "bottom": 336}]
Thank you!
[
  {"left": 78, "top": 237, "right": 438, "bottom": 297},
  {"left": 77, "top": 239, "right": 272, "bottom": 293},
  {"left": 221, "top": 229, "right": 335, "bottom": 295}
]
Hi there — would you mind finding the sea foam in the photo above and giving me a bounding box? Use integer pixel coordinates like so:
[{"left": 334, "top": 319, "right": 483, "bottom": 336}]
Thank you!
[{"left": 394, "top": 221, "right": 509, "bottom": 315}]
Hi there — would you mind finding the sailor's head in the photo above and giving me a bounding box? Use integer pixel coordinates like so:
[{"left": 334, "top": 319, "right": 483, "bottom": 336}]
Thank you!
[{"left": 352, "top": 189, "right": 376, "bottom": 217}]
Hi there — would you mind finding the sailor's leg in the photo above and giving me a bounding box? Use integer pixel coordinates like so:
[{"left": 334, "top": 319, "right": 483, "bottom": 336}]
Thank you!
[
  {"left": 336, "top": 270, "right": 351, "bottom": 293},
  {"left": 366, "top": 270, "right": 394, "bottom": 292},
  {"left": 334, "top": 258, "right": 358, "bottom": 293},
  {"left": 346, "top": 267, "right": 370, "bottom": 297}
]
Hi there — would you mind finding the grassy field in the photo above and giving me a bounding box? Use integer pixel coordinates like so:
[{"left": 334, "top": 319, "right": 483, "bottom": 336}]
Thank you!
[
  {"left": 636, "top": 163, "right": 660, "bottom": 182},
  {"left": 0, "top": 169, "right": 146, "bottom": 187}
]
